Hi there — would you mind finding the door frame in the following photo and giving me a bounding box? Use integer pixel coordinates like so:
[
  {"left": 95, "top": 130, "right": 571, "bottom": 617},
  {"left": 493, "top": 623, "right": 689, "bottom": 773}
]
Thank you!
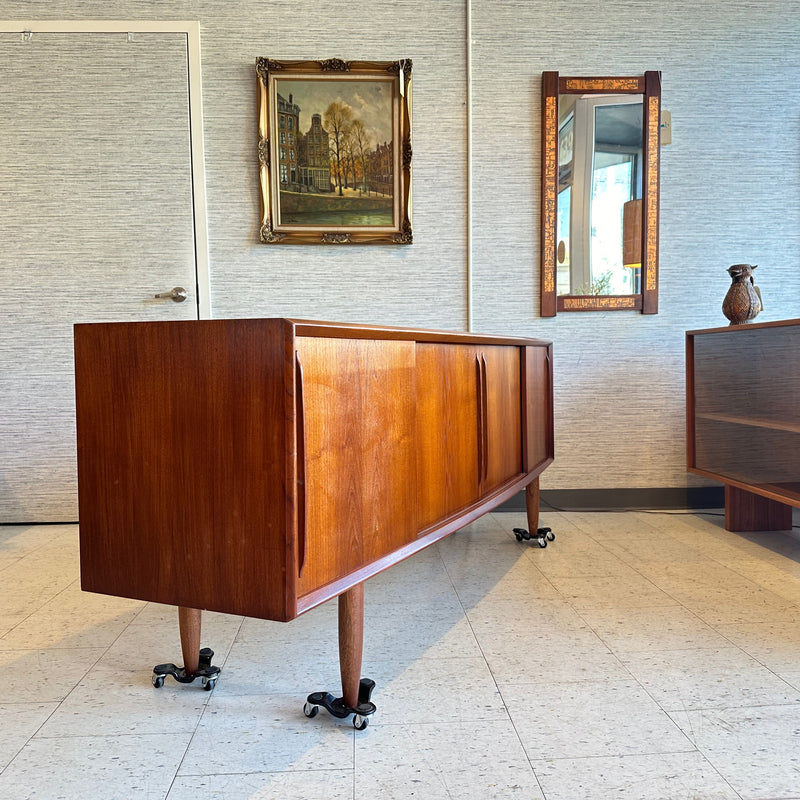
[{"left": 0, "top": 19, "right": 211, "bottom": 318}]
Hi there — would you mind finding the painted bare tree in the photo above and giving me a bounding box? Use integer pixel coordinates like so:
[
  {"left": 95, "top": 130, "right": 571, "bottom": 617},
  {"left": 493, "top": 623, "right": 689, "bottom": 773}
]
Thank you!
[
  {"left": 323, "top": 101, "right": 353, "bottom": 196},
  {"left": 342, "top": 136, "right": 358, "bottom": 190},
  {"left": 350, "top": 119, "right": 371, "bottom": 194}
]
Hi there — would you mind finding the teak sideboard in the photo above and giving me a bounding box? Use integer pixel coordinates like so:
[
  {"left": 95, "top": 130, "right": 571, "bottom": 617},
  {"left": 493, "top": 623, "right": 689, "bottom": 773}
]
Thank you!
[
  {"left": 686, "top": 318, "right": 800, "bottom": 533},
  {"left": 74, "top": 318, "right": 554, "bottom": 724}
]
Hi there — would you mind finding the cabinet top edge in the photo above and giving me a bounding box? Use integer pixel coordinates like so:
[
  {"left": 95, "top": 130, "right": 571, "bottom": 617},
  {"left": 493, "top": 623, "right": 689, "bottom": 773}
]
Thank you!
[
  {"left": 288, "top": 319, "right": 551, "bottom": 346},
  {"left": 686, "top": 318, "right": 800, "bottom": 337},
  {"left": 73, "top": 317, "right": 552, "bottom": 348}
]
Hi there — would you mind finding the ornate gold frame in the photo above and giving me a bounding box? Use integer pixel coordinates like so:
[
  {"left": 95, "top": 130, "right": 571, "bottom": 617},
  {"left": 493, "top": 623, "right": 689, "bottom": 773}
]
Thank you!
[
  {"left": 540, "top": 72, "right": 661, "bottom": 315},
  {"left": 256, "top": 58, "right": 412, "bottom": 245}
]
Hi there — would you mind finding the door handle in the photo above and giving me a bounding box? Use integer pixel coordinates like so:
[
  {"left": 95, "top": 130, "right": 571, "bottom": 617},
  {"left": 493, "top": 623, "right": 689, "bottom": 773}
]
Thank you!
[{"left": 154, "top": 287, "right": 187, "bottom": 302}]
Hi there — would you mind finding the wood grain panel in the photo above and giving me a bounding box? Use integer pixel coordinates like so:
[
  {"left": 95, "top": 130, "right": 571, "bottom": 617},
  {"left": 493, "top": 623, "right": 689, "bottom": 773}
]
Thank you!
[
  {"left": 296, "top": 336, "right": 416, "bottom": 595},
  {"left": 725, "top": 484, "right": 793, "bottom": 532},
  {"left": 482, "top": 345, "right": 523, "bottom": 493},
  {"left": 522, "top": 344, "right": 555, "bottom": 475},
  {"left": 415, "top": 343, "right": 479, "bottom": 530},
  {"left": 75, "top": 319, "right": 293, "bottom": 620}
]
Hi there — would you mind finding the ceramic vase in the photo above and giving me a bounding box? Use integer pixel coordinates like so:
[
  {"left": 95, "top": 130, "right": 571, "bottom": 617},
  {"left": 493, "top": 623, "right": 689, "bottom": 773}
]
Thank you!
[{"left": 722, "top": 264, "right": 762, "bottom": 325}]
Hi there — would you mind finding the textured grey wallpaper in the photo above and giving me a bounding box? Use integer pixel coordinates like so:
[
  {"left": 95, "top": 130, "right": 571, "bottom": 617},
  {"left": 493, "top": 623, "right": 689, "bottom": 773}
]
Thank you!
[
  {"left": 2, "top": 1, "right": 799, "bottom": 521},
  {"left": 0, "top": 30, "right": 200, "bottom": 521},
  {"left": 196, "top": 1, "right": 469, "bottom": 329},
  {"left": 469, "top": 0, "right": 800, "bottom": 490}
]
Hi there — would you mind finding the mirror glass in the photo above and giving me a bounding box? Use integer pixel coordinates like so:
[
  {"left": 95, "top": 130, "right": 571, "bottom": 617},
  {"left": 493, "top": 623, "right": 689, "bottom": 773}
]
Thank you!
[
  {"left": 556, "top": 95, "right": 642, "bottom": 296},
  {"left": 541, "top": 72, "right": 661, "bottom": 315}
]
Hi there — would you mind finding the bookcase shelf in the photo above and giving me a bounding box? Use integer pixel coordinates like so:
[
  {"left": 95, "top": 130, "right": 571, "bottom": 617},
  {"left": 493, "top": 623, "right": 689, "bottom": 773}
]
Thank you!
[{"left": 695, "top": 412, "right": 800, "bottom": 435}]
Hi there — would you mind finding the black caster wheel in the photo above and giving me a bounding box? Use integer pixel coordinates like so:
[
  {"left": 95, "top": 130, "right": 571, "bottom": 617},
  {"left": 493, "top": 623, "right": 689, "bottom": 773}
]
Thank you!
[
  {"left": 539, "top": 527, "right": 555, "bottom": 542},
  {"left": 304, "top": 677, "right": 376, "bottom": 729},
  {"left": 152, "top": 648, "right": 220, "bottom": 690},
  {"left": 515, "top": 526, "right": 554, "bottom": 547}
]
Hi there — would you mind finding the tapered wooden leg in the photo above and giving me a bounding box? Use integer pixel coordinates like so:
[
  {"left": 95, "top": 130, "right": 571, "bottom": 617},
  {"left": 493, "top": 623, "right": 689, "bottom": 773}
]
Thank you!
[
  {"left": 178, "top": 606, "right": 201, "bottom": 675},
  {"left": 304, "top": 582, "right": 374, "bottom": 726},
  {"left": 338, "top": 583, "right": 364, "bottom": 710},
  {"left": 525, "top": 477, "right": 540, "bottom": 533},
  {"left": 153, "top": 606, "right": 218, "bottom": 689}
]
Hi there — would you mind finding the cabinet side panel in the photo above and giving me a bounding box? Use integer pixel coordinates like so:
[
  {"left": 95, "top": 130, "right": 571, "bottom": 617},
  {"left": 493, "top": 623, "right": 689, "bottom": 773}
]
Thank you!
[
  {"left": 75, "top": 319, "right": 291, "bottom": 620},
  {"left": 416, "top": 343, "right": 480, "bottom": 529},
  {"left": 296, "top": 337, "right": 417, "bottom": 595}
]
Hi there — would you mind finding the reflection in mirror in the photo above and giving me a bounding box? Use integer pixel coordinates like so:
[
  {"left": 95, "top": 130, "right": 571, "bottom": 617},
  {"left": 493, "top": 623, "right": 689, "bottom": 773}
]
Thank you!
[
  {"left": 541, "top": 72, "right": 661, "bottom": 315},
  {"left": 557, "top": 95, "right": 642, "bottom": 296}
]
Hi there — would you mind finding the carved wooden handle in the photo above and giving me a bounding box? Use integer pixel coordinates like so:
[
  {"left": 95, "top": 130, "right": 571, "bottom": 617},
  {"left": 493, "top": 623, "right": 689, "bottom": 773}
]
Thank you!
[
  {"left": 480, "top": 354, "right": 489, "bottom": 482},
  {"left": 295, "top": 351, "right": 307, "bottom": 577},
  {"left": 475, "top": 355, "right": 484, "bottom": 485},
  {"left": 475, "top": 354, "right": 489, "bottom": 485}
]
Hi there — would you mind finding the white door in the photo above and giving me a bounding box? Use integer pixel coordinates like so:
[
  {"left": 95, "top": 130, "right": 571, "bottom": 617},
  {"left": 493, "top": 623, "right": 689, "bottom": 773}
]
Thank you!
[{"left": 0, "top": 23, "right": 209, "bottom": 522}]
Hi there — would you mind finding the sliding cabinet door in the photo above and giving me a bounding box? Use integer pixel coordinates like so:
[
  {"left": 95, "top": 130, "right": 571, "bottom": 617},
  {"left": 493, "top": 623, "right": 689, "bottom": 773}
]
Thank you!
[
  {"left": 416, "top": 343, "right": 480, "bottom": 530},
  {"left": 295, "top": 336, "right": 417, "bottom": 596},
  {"left": 480, "top": 345, "right": 523, "bottom": 494}
]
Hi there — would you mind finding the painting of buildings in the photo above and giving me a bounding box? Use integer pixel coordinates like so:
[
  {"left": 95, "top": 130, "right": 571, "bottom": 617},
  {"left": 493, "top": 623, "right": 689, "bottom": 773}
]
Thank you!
[{"left": 274, "top": 78, "right": 396, "bottom": 227}]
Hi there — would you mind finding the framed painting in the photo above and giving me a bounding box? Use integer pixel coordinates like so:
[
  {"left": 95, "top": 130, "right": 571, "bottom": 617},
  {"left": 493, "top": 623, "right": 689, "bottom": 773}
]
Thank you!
[{"left": 256, "top": 58, "right": 412, "bottom": 244}]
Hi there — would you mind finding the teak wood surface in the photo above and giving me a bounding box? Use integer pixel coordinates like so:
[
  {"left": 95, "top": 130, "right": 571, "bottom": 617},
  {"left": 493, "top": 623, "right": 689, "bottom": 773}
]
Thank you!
[
  {"left": 415, "top": 344, "right": 480, "bottom": 530},
  {"left": 75, "top": 318, "right": 554, "bottom": 709},
  {"left": 295, "top": 336, "right": 417, "bottom": 595}
]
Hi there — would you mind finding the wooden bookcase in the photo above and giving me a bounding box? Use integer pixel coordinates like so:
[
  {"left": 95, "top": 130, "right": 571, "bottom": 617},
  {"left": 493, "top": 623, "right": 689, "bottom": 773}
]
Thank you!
[{"left": 686, "top": 318, "right": 800, "bottom": 531}]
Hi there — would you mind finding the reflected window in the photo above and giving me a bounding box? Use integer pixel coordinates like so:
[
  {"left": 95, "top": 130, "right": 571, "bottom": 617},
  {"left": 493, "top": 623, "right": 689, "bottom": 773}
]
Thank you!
[{"left": 591, "top": 156, "right": 635, "bottom": 294}]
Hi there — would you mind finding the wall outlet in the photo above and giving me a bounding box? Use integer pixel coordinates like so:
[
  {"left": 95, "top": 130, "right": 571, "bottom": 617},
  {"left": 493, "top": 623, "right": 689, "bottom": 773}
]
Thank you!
[{"left": 660, "top": 110, "right": 672, "bottom": 145}]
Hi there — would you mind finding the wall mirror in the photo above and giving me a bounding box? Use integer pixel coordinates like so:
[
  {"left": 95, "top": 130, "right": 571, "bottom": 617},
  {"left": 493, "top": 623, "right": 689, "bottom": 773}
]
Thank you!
[{"left": 540, "top": 72, "right": 661, "bottom": 315}]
